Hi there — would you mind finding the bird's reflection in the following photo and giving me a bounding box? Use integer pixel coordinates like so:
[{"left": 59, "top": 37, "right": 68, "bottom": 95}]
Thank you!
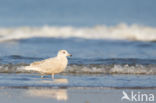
[
  {"left": 26, "top": 88, "right": 68, "bottom": 101},
  {"left": 52, "top": 78, "right": 68, "bottom": 84},
  {"left": 40, "top": 78, "right": 69, "bottom": 84}
]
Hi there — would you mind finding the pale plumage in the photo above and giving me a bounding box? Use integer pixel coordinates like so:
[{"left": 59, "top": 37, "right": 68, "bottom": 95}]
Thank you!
[{"left": 25, "top": 50, "right": 72, "bottom": 79}]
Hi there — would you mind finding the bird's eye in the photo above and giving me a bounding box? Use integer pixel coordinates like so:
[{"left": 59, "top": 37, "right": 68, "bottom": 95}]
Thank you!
[{"left": 63, "top": 51, "right": 66, "bottom": 54}]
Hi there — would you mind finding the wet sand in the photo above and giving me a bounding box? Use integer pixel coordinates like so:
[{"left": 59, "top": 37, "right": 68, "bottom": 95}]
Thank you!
[{"left": 0, "top": 87, "right": 156, "bottom": 103}]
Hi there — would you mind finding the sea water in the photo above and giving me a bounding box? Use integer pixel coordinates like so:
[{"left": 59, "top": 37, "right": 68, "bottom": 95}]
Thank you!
[
  {"left": 0, "top": 0, "right": 156, "bottom": 89},
  {"left": 0, "top": 37, "right": 156, "bottom": 88}
]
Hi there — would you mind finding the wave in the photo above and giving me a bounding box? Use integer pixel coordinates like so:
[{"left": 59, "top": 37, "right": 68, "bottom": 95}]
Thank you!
[
  {"left": 0, "top": 23, "right": 156, "bottom": 42},
  {"left": 66, "top": 64, "right": 156, "bottom": 74},
  {"left": 0, "top": 63, "right": 156, "bottom": 75}
]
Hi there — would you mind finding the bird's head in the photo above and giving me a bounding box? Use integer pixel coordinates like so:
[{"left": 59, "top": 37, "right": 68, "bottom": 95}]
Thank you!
[{"left": 57, "top": 50, "right": 72, "bottom": 57}]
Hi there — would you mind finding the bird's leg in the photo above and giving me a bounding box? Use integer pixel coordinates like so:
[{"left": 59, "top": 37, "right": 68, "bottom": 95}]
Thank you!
[
  {"left": 41, "top": 75, "right": 44, "bottom": 78},
  {"left": 41, "top": 74, "right": 44, "bottom": 78},
  {"left": 52, "top": 73, "right": 55, "bottom": 79}
]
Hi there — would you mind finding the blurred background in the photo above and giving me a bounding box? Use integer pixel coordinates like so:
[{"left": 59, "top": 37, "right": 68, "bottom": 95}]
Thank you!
[
  {"left": 0, "top": 1, "right": 156, "bottom": 99},
  {"left": 0, "top": 0, "right": 156, "bottom": 74},
  {"left": 0, "top": 0, "right": 156, "bottom": 27}
]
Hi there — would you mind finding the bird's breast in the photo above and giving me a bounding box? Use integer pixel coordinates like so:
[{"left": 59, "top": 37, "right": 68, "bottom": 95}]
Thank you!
[{"left": 60, "top": 58, "right": 68, "bottom": 69}]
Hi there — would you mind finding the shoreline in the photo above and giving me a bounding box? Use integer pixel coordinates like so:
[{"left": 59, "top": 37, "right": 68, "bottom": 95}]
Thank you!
[{"left": 1, "top": 86, "right": 156, "bottom": 90}]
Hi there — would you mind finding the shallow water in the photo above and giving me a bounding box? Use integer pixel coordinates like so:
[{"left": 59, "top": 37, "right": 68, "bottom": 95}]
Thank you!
[
  {"left": 0, "top": 88, "right": 155, "bottom": 103},
  {"left": 0, "top": 73, "right": 155, "bottom": 88}
]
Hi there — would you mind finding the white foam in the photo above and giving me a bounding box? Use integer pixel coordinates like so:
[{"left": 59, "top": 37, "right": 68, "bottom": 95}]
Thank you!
[
  {"left": 0, "top": 64, "right": 156, "bottom": 74},
  {"left": 0, "top": 23, "right": 156, "bottom": 41}
]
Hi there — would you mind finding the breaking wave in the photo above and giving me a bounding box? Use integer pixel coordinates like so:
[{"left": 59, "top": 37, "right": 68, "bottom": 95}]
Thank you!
[
  {"left": 66, "top": 64, "right": 156, "bottom": 74},
  {"left": 0, "top": 63, "right": 156, "bottom": 75},
  {"left": 0, "top": 23, "right": 156, "bottom": 42}
]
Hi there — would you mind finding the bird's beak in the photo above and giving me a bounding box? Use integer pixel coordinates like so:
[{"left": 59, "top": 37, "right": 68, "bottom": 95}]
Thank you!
[{"left": 68, "top": 54, "right": 72, "bottom": 57}]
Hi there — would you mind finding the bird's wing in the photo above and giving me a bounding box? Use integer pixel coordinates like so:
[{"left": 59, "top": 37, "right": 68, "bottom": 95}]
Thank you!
[
  {"left": 30, "top": 60, "right": 45, "bottom": 66},
  {"left": 30, "top": 57, "right": 56, "bottom": 66},
  {"left": 30, "top": 57, "right": 60, "bottom": 68}
]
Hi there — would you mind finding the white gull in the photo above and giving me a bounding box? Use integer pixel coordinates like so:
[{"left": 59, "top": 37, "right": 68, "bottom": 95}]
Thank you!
[{"left": 25, "top": 50, "right": 72, "bottom": 79}]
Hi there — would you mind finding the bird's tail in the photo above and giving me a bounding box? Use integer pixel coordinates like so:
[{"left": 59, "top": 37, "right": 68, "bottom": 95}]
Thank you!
[{"left": 24, "top": 66, "right": 39, "bottom": 71}]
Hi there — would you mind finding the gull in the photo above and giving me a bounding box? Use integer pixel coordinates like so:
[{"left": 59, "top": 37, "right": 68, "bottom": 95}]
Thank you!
[{"left": 25, "top": 50, "right": 72, "bottom": 79}]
